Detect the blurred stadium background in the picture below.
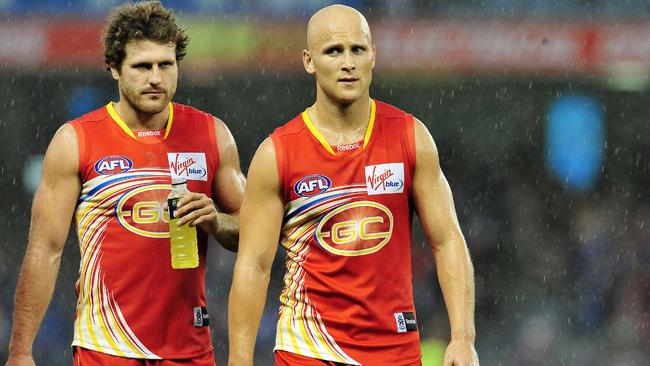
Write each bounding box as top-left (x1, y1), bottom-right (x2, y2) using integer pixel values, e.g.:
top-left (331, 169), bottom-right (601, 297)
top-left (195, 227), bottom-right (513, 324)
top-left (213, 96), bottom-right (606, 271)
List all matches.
top-left (0, 0), bottom-right (648, 365)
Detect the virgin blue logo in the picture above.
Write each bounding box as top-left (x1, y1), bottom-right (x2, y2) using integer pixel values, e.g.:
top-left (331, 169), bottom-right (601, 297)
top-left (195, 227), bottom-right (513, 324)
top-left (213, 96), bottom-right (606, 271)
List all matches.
top-left (294, 174), bottom-right (331, 197)
top-left (94, 155), bottom-right (133, 175)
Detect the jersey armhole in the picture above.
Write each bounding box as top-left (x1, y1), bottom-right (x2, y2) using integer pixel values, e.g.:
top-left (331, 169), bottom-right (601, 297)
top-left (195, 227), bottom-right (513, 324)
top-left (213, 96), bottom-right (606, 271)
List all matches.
top-left (270, 134), bottom-right (287, 204)
top-left (206, 114), bottom-right (221, 173)
top-left (69, 121), bottom-right (86, 182)
top-left (403, 114), bottom-right (416, 175)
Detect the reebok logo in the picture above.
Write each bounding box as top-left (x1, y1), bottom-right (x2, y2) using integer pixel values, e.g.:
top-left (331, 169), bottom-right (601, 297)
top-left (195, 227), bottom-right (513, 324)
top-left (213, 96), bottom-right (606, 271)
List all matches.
top-left (336, 141), bottom-right (361, 152)
top-left (137, 130), bottom-right (162, 137)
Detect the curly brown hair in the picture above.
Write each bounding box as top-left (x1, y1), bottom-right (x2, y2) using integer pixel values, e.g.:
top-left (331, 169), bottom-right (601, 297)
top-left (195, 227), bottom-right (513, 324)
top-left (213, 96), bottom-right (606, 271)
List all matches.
top-left (102, 0), bottom-right (189, 71)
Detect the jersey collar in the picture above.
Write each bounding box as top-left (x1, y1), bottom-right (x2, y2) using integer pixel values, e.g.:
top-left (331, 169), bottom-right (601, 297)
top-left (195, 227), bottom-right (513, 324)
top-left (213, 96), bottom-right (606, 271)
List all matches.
top-left (302, 99), bottom-right (376, 155)
top-left (106, 102), bottom-right (174, 140)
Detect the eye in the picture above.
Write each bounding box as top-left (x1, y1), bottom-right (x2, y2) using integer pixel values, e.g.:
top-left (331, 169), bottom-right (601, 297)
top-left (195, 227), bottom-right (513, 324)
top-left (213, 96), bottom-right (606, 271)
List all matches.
top-left (352, 46), bottom-right (365, 54)
top-left (325, 47), bottom-right (341, 56)
top-left (160, 61), bottom-right (174, 69)
top-left (133, 63), bottom-right (151, 70)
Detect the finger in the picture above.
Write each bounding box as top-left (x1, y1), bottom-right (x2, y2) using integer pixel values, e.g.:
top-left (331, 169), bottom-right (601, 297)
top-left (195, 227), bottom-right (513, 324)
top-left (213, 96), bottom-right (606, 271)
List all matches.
top-left (443, 354), bottom-right (454, 366)
top-left (179, 193), bottom-right (208, 206)
top-left (188, 210), bottom-right (217, 228)
top-left (178, 206), bottom-right (214, 226)
top-left (176, 198), bottom-right (213, 217)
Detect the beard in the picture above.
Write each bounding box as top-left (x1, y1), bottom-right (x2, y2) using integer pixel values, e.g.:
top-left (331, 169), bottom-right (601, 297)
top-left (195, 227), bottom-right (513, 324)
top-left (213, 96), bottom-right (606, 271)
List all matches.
top-left (120, 82), bottom-right (176, 115)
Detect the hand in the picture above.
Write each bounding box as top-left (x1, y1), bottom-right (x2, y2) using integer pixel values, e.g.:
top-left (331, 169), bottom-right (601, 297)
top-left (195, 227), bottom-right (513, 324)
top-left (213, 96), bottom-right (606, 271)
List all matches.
top-left (5, 354), bottom-right (36, 366)
top-left (174, 192), bottom-right (219, 236)
top-left (443, 339), bottom-right (479, 366)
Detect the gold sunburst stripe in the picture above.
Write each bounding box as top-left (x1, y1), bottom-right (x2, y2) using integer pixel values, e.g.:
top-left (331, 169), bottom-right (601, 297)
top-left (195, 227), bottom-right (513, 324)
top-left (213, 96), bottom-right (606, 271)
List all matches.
top-left (279, 221), bottom-right (352, 362)
top-left (75, 185), bottom-right (157, 357)
top-left (278, 193), bottom-right (364, 364)
top-left (278, 220), bottom-right (315, 353)
top-left (279, 228), bottom-right (313, 354)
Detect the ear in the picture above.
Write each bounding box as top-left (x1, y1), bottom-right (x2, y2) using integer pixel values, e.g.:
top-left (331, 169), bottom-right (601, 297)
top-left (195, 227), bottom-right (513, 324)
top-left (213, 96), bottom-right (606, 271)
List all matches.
top-left (303, 49), bottom-right (315, 75)
top-left (110, 65), bottom-right (120, 81)
top-left (371, 43), bottom-right (376, 69)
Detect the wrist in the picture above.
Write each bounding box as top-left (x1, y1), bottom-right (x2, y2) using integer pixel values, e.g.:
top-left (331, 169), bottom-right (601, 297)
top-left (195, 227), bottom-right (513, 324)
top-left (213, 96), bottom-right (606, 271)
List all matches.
top-left (8, 344), bottom-right (32, 358)
top-left (450, 331), bottom-right (476, 343)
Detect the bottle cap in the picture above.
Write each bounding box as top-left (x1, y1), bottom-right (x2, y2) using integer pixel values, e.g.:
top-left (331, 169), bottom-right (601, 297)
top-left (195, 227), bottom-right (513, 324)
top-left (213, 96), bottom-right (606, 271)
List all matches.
top-left (171, 177), bottom-right (187, 185)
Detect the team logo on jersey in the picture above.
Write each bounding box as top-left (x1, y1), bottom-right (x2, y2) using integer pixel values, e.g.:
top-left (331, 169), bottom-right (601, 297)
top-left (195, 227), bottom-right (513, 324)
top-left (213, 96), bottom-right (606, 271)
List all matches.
top-left (116, 184), bottom-right (171, 238)
top-left (94, 155), bottom-right (133, 175)
top-left (365, 163), bottom-right (404, 195)
top-left (168, 152), bottom-right (208, 181)
top-left (294, 174), bottom-right (331, 197)
top-left (315, 201), bottom-right (393, 256)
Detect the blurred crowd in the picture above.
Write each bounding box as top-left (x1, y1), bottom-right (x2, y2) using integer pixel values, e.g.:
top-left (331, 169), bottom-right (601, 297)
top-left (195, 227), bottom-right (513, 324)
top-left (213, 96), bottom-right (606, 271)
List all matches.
top-left (2, 0), bottom-right (650, 18)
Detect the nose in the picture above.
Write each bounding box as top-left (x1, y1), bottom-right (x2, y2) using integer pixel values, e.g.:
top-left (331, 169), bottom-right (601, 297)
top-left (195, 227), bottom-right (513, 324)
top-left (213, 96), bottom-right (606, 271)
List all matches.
top-left (148, 66), bottom-right (162, 85)
top-left (341, 51), bottom-right (356, 72)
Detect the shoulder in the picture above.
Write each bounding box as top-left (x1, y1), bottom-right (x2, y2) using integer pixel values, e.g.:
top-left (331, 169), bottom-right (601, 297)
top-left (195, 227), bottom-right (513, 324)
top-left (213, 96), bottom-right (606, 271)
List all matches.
top-left (68, 104), bottom-right (111, 126)
top-left (45, 123), bottom-right (79, 171)
top-left (271, 113), bottom-right (306, 139)
top-left (373, 99), bottom-right (411, 120)
top-left (172, 102), bottom-right (213, 121)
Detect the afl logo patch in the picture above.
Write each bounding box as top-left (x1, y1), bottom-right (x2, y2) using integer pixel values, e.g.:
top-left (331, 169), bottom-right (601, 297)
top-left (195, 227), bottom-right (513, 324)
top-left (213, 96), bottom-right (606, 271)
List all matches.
top-left (315, 201), bottom-right (393, 256)
top-left (94, 155), bottom-right (133, 175)
top-left (294, 174), bottom-right (331, 197)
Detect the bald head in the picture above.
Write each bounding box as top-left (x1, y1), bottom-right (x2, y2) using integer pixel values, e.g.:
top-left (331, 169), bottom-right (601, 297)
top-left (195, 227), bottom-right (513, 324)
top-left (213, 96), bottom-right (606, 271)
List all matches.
top-left (306, 4), bottom-right (372, 50)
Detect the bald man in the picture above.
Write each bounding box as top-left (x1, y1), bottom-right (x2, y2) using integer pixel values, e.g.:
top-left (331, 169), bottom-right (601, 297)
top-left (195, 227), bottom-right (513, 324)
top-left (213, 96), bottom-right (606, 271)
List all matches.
top-left (228, 5), bottom-right (478, 366)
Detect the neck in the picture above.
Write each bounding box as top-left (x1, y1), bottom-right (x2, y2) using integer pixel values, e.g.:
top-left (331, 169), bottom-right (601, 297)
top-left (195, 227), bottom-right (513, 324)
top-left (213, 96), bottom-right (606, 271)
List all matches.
top-left (113, 100), bottom-right (169, 131)
top-left (310, 91), bottom-right (371, 145)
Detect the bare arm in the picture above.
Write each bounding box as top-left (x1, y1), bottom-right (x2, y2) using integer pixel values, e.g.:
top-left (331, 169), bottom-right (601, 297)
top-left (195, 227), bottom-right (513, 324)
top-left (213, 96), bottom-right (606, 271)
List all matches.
top-left (411, 118), bottom-right (478, 366)
top-left (228, 138), bottom-right (284, 366)
top-left (6, 125), bottom-right (81, 366)
top-left (176, 117), bottom-right (245, 252)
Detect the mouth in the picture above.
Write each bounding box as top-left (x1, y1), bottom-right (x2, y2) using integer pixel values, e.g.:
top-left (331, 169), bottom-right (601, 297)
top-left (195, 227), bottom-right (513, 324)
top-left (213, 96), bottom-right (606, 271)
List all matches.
top-left (142, 90), bottom-right (165, 96)
top-left (338, 78), bottom-right (359, 86)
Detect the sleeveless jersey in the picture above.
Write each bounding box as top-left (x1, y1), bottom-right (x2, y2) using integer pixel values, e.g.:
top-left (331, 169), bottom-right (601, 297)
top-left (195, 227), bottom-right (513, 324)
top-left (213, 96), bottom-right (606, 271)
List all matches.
top-left (69, 102), bottom-right (219, 359)
top-left (271, 100), bottom-right (421, 365)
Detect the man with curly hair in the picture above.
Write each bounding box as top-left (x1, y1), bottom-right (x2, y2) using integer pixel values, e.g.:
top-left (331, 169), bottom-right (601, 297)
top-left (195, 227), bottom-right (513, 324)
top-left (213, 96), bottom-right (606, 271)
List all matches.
top-left (5, 2), bottom-right (245, 365)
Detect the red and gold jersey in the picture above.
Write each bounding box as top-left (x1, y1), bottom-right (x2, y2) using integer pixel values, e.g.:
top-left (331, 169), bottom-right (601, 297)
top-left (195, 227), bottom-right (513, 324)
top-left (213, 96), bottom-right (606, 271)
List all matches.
top-left (69, 103), bottom-right (219, 359)
top-left (270, 100), bottom-right (421, 365)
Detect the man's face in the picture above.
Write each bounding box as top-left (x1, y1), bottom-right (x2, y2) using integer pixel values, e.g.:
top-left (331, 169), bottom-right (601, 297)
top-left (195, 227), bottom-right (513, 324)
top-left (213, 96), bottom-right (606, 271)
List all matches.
top-left (111, 40), bottom-right (178, 115)
top-left (304, 21), bottom-right (376, 106)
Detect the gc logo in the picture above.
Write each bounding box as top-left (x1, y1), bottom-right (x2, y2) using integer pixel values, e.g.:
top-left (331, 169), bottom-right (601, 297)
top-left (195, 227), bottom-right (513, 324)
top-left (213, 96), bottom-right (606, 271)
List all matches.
top-left (315, 201), bottom-right (393, 256)
top-left (116, 184), bottom-right (171, 238)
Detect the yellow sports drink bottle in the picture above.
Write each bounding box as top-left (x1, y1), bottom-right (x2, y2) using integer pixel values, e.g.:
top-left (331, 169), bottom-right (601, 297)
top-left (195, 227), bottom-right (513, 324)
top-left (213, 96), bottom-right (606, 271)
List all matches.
top-left (167, 178), bottom-right (198, 269)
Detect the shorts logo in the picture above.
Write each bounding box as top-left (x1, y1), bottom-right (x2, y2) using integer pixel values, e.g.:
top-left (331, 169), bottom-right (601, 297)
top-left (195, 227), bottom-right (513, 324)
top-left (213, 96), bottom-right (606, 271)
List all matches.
top-left (94, 155), bottom-right (133, 175)
top-left (193, 306), bottom-right (209, 327)
top-left (365, 163), bottom-right (404, 195)
top-left (394, 312), bottom-right (417, 333)
top-left (315, 201), bottom-right (393, 256)
top-left (168, 152), bottom-right (208, 181)
top-left (294, 174), bottom-right (331, 197)
top-left (116, 184), bottom-right (170, 238)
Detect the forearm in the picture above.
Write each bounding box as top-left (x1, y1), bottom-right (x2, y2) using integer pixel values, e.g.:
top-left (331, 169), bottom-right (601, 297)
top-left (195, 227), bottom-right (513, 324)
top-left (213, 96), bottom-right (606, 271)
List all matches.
top-left (9, 242), bottom-right (63, 356)
top-left (212, 212), bottom-right (239, 252)
top-left (435, 235), bottom-right (476, 342)
top-left (228, 261), bottom-right (271, 366)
